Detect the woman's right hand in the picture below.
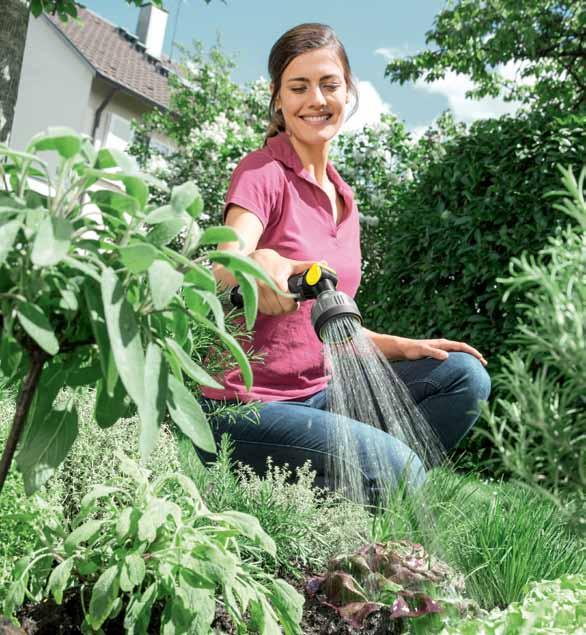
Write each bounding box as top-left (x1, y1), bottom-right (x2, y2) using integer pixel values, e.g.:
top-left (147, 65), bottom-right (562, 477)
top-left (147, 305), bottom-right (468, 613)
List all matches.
top-left (250, 249), bottom-right (318, 316)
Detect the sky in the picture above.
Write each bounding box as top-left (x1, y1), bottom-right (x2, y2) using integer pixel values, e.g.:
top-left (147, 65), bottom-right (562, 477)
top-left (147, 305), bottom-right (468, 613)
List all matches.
top-left (80, 0), bottom-right (519, 134)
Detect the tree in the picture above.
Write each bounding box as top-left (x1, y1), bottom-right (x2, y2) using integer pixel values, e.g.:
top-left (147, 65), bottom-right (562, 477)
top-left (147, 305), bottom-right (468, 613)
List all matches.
top-left (385, 0), bottom-right (585, 113)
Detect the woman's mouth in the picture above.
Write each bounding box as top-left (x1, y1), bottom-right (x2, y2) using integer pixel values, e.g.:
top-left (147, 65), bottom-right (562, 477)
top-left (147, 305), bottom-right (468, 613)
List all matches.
top-left (300, 114), bottom-right (332, 126)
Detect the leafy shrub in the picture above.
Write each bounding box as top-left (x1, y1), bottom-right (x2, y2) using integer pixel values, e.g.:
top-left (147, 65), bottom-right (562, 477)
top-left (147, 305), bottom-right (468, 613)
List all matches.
top-left (3, 453), bottom-right (303, 633)
top-left (441, 574), bottom-right (586, 635)
top-left (481, 165), bottom-right (585, 529)
top-left (0, 127), bottom-right (275, 497)
top-left (344, 110), bottom-right (585, 383)
top-left (178, 435), bottom-right (372, 576)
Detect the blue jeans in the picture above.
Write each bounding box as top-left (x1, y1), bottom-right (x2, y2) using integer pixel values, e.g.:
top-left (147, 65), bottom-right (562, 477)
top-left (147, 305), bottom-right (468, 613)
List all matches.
top-left (199, 352), bottom-right (491, 498)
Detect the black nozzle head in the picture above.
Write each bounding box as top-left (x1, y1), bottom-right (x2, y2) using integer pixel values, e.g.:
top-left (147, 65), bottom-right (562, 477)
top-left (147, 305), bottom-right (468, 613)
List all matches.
top-left (311, 290), bottom-right (363, 342)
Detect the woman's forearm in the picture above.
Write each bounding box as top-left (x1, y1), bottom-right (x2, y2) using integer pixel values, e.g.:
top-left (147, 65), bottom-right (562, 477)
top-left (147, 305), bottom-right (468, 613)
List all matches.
top-left (362, 327), bottom-right (406, 361)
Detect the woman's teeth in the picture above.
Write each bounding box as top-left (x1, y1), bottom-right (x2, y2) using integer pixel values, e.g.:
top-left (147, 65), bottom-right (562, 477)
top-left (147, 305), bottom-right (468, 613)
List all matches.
top-left (302, 115), bottom-right (331, 121)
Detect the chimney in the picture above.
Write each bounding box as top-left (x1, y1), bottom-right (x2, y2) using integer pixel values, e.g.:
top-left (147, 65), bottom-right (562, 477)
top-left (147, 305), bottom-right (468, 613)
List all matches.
top-left (136, 3), bottom-right (168, 58)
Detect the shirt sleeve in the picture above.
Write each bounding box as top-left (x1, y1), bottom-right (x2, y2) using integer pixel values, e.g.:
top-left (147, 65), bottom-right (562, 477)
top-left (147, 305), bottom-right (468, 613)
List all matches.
top-left (224, 151), bottom-right (283, 229)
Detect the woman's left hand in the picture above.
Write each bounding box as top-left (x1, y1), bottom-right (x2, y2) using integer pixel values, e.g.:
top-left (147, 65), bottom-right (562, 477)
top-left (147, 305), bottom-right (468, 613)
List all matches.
top-left (395, 336), bottom-right (488, 366)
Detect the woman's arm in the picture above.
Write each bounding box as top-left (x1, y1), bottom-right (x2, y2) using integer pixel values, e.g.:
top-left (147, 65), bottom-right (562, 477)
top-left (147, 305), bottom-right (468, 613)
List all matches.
top-left (363, 327), bottom-right (487, 366)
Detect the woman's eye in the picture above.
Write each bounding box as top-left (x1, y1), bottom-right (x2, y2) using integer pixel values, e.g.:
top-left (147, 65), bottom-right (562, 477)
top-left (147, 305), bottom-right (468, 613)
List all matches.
top-left (291, 87), bottom-right (305, 93)
top-left (324, 84), bottom-right (340, 91)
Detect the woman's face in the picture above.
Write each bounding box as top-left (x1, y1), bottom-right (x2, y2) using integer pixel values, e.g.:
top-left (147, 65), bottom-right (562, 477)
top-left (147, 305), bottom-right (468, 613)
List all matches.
top-left (274, 47), bottom-right (349, 147)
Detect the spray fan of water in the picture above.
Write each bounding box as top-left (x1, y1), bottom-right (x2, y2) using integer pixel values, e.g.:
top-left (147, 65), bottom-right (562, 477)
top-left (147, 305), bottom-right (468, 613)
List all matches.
top-left (320, 315), bottom-right (448, 507)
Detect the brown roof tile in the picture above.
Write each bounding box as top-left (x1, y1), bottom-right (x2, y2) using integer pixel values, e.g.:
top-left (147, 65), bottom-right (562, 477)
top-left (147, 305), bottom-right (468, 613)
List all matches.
top-left (45, 5), bottom-right (177, 109)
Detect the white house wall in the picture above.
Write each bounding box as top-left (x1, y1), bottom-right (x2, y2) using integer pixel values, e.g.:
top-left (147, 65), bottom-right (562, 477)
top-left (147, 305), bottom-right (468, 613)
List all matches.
top-left (11, 14), bottom-right (94, 173)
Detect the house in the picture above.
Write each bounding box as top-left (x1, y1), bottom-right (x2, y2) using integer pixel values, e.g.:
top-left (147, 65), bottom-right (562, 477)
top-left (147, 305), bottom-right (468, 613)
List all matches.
top-left (11, 2), bottom-right (177, 177)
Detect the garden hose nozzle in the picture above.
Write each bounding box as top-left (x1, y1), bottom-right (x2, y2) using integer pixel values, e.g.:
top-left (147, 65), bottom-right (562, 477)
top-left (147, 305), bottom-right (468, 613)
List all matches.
top-left (231, 262), bottom-right (362, 342)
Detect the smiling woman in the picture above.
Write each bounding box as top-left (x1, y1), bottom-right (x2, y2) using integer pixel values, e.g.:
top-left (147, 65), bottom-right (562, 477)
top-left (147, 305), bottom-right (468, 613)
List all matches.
top-left (200, 22), bottom-right (491, 501)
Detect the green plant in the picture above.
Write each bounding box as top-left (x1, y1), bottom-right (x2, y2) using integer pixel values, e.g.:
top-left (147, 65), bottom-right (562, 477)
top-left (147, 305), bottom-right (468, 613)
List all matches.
top-left (384, 0), bottom-right (585, 113)
top-left (441, 574), bottom-right (586, 634)
top-left (178, 434), bottom-right (371, 576)
top-left (371, 469), bottom-right (585, 611)
top-left (3, 452), bottom-right (304, 633)
top-left (481, 165), bottom-right (586, 529)
top-left (0, 127), bottom-right (277, 497)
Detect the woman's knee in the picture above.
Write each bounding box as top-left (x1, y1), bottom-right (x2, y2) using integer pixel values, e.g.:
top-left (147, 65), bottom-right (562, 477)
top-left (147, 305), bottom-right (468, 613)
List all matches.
top-left (445, 351), bottom-right (491, 402)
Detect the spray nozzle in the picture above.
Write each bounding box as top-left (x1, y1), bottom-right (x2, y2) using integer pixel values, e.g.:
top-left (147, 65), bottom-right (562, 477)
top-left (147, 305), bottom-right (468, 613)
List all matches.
top-left (231, 262), bottom-right (362, 342)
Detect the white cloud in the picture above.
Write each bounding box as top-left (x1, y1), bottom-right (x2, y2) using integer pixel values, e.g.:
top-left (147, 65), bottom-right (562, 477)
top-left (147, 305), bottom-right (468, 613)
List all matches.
top-left (342, 81), bottom-right (391, 133)
top-left (374, 47), bottom-right (410, 62)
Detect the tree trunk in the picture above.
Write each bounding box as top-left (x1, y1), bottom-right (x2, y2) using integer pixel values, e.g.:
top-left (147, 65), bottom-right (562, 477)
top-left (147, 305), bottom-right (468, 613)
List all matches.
top-left (0, 0), bottom-right (32, 145)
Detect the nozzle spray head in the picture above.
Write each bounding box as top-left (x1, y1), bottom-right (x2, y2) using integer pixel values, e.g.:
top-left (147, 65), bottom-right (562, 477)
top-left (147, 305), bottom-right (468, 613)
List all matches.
top-left (300, 264), bottom-right (363, 342)
top-left (231, 262), bottom-right (362, 342)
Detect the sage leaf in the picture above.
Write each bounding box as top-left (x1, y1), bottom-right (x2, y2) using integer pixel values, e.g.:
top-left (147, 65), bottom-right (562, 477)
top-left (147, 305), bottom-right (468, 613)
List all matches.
top-left (165, 338), bottom-right (222, 390)
top-left (0, 219), bottom-right (20, 265)
top-left (140, 342), bottom-right (168, 459)
top-left (148, 260), bottom-right (183, 310)
top-left (64, 519), bottom-right (104, 555)
top-left (47, 558), bottom-right (74, 604)
top-left (119, 243), bottom-right (158, 274)
top-left (209, 511), bottom-right (276, 557)
top-left (234, 271), bottom-right (258, 330)
top-left (101, 268), bottom-right (145, 405)
top-left (16, 302), bottom-right (59, 355)
top-left (88, 565), bottom-right (120, 629)
top-left (31, 216), bottom-right (73, 266)
top-left (166, 375), bottom-right (216, 453)
top-left (197, 225), bottom-right (242, 247)
top-left (30, 126), bottom-right (81, 159)
top-left (16, 403), bottom-right (78, 495)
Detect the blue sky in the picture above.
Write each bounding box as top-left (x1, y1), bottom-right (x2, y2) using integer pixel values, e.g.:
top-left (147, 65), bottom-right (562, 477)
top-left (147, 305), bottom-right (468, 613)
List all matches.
top-left (80, 0), bottom-right (518, 134)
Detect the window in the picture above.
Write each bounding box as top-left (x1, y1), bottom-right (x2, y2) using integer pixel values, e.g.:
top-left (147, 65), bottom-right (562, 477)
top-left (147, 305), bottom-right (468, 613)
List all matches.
top-left (150, 137), bottom-right (173, 156)
top-left (104, 112), bottom-right (134, 151)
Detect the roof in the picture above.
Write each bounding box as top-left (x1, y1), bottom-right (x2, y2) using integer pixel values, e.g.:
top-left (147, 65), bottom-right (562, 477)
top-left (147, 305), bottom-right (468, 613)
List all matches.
top-left (44, 5), bottom-right (178, 109)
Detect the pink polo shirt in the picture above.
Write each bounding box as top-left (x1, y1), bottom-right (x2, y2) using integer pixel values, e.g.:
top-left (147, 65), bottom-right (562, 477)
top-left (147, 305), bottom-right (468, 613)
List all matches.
top-left (202, 132), bottom-right (362, 402)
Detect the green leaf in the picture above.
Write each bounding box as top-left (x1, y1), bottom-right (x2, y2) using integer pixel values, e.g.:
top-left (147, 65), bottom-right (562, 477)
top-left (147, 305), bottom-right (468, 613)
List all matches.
top-left (30, 127), bottom-right (82, 159)
top-left (210, 511), bottom-right (276, 557)
top-left (184, 288), bottom-right (224, 331)
top-left (166, 375), bottom-right (216, 453)
top-left (64, 519), bottom-right (104, 555)
top-left (119, 554), bottom-right (146, 593)
top-left (119, 243), bottom-right (158, 274)
top-left (46, 558), bottom-right (74, 605)
top-left (88, 565), bottom-right (120, 629)
top-left (138, 499), bottom-right (182, 542)
top-left (140, 342), bottom-right (168, 459)
top-left (0, 219), bottom-right (21, 265)
top-left (165, 338), bottom-right (222, 389)
top-left (184, 265), bottom-right (216, 293)
top-left (206, 250), bottom-right (279, 291)
top-left (145, 204), bottom-right (182, 224)
top-left (90, 190), bottom-right (139, 216)
top-left (63, 256), bottom-right (100, 283)
top-left (96, 147), bottom-right (138, 172)
top-left (16, 403), bottom-right (79, 495)
top-left (116, 507), bottom-right (139, 542)
top-left (95, 380), bottom-right (133, 430)
top-left (148, 260), bottom-right (183, 310)
top-left (146, 217), bottom-right (184, 246)
top-left (235, 271), bottom-right (259, 330)
top-left (190, 311), bottom-right (253, 390)
top-left (270, 579), bottom-right (304, 635)
top-left (197, 226), bottom-right (242, 247)
top-left (171, 181), bottom-right (202, 217)
top-left (124, 176), bottom-right (149, 209)
top-left (0, 335), bottom-right (23, 383)
top-left (31, 216), bottom-right (73, 267)
top-left (124, 582), bottom-right (158, 634)
top-left (101, 268), bottom-right (145, 405)
top-left (16, 303), bottom-right (59, 355)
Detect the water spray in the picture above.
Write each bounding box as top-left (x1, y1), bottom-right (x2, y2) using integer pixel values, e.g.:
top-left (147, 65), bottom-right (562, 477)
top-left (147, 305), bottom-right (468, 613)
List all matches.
top-left (231, 263), bottom-right (362, 342)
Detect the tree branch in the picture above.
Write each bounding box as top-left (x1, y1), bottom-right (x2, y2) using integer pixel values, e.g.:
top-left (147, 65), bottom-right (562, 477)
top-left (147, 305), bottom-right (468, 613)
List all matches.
top-left (0, 347), bottom-right (47, 495)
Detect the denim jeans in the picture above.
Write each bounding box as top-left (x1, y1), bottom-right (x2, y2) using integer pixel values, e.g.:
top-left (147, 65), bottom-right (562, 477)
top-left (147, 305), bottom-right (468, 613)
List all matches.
top-left (198, 352), bottom-right (491, 497)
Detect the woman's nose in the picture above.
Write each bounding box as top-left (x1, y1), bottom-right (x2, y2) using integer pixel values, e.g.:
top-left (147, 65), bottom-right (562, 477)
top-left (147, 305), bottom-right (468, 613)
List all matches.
top-left (307, 86), bottom-right (328, 107)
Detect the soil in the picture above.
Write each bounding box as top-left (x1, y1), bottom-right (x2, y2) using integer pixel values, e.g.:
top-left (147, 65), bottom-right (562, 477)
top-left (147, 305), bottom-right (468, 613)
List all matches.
top-left (1, 572), bottom-right (405, 635)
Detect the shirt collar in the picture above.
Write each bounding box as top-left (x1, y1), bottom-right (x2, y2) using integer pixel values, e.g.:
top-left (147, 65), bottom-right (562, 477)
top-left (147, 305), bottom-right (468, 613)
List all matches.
top-left (265, 132), bottom-right (354, 201)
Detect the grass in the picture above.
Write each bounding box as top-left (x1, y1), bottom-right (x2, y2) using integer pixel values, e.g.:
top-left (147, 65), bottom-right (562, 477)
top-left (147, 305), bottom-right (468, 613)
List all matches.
top-left (371, 468), bottom-right (586, 610)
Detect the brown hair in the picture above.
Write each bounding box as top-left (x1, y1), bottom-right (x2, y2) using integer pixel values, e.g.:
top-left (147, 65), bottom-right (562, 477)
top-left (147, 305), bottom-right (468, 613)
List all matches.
top-left (264, 23), bottom-right (359, 145)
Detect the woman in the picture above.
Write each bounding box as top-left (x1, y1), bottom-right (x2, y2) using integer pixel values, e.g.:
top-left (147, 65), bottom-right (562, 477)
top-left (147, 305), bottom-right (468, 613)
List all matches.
top-left (200, 23), bottom-right (491, 496)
